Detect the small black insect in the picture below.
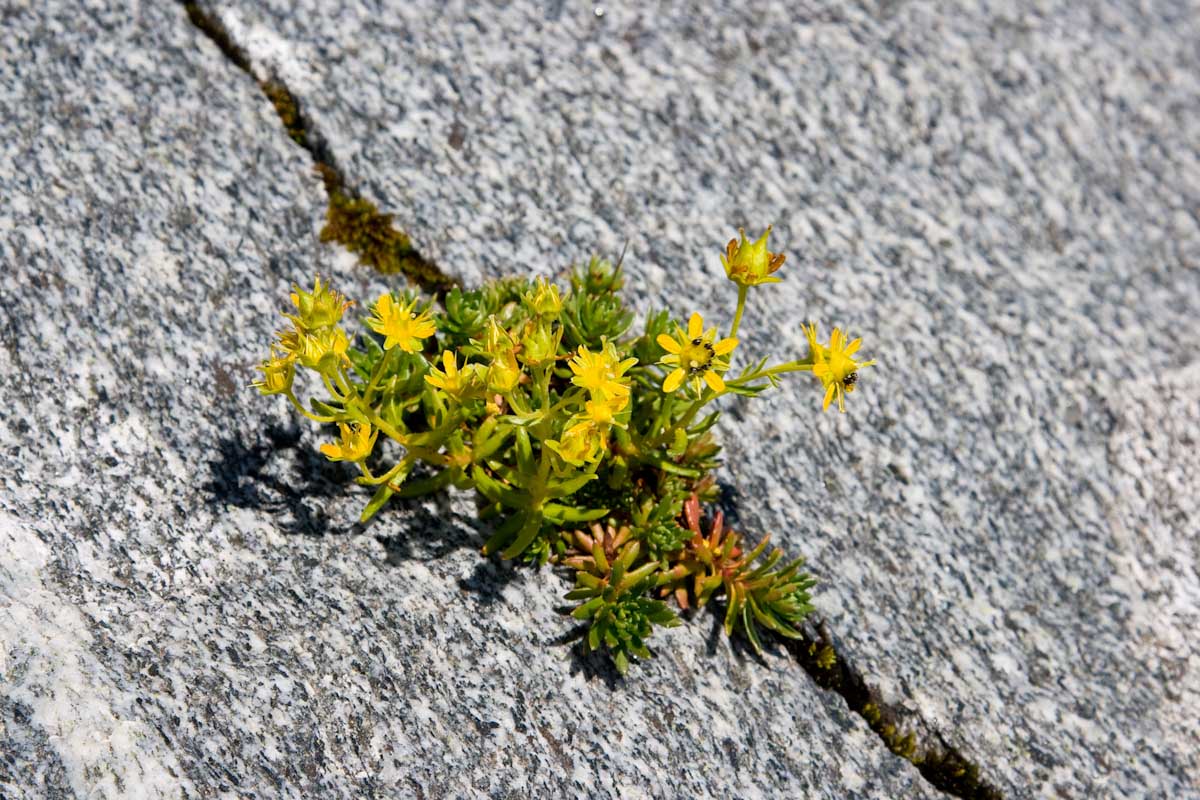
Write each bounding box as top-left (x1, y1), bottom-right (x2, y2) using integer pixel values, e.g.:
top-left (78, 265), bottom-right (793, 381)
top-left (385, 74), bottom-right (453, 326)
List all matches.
top-left (843, 372), bottom-right (858, 388)
top-left (691, 337), bottom-right (702, 346)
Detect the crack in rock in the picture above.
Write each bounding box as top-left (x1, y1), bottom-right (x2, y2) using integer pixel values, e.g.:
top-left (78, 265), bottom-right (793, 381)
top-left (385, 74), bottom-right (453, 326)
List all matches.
top-left (180, 1), bottom-right (455, 295)
top-left (787, 620), bottom-right (1005, 799)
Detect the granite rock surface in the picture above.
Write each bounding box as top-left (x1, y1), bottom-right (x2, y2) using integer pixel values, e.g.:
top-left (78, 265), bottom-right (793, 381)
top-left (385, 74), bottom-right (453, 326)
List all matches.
top-left (193, 0), bottom-right (1200, 797)
top-left (0, 1), bottom-right (937, 798)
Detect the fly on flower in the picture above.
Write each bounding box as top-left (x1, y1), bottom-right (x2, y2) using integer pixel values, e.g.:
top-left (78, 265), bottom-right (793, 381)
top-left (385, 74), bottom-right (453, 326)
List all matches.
top-left (657, 312), bottom-right (738, 396)
top-left (802, 323), bottom-right (876, 413)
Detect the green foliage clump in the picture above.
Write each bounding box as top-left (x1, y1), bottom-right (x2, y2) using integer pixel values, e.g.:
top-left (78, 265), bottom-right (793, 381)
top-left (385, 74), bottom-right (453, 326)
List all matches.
top-left (255, 230), bottom-right (877, 672)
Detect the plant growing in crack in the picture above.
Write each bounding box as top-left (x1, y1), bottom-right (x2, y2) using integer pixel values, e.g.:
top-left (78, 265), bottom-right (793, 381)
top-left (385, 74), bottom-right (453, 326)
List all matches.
top-left (254, 228), bottom-right (876, 672)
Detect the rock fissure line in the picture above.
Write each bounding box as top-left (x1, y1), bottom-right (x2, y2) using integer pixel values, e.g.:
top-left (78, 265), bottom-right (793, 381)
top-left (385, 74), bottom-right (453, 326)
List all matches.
top-left (787, 621), bottom-right (1004, 799)
top-left (178, 5), bottom-right (1006, 798)
top-left (180, 1), bottom-right (457, 295)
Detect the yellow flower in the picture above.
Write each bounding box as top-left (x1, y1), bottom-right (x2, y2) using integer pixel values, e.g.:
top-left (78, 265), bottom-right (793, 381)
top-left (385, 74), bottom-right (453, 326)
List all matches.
top-left (251, 349), bottom-right (294, 395)
top-left (524, 277), bottom-right (563, 316)
top-left (546, 422), bottom-right (606, 467)
top-left (319, 422), bottom-right (378, 462)
top-left (568, 341), bottom-right (638, 399)
top-left (425, 350), bottom-right (475, 397)
top-left (481, 317), bottom-right (515, 355)
top-left (657, 312), bottom-right (738, 395)
top-left (288, 274), bottom-right (352, 331)
top-left (367, 294), bottom-right (436, 352)
top-left (581, 394), bottom-right (627, 427)
top-left (487, 350), bottom-right (522, 394)
top-left (519, 321), bottom-right (558, 367)
top-left (721, 226), bottom-right (786, 287)
top-left (803, 323), bottom-right (876, 413)
top-left (282, 325), bottom-right (350, 372)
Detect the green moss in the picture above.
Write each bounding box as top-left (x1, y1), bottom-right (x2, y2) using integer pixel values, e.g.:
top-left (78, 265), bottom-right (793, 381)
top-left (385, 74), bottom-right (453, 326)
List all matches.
top-left (815, 643), bottom-right (837, 670)
top-left (262, 80), bottom-right (306, 146)
top-left (320, 191), bottom-right (456, 293)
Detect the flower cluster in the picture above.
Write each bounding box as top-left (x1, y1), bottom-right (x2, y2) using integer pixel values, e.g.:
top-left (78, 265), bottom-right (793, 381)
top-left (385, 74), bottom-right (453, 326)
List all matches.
top-left (255, 228), bottom-right (875, 672)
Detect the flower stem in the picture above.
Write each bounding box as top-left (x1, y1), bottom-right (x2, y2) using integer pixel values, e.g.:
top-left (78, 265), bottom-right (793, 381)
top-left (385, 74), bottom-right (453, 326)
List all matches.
top-left (286, 392), bottom-right (338, 423)
top-left (729, 285), bottom-right (749, 338)
top-left (363, 408), bottom-right (408, 446)
top-left (650, 391), bottom-right (720, 449)
top-left (356, 459), bottom-right (407, 486)
top-left (726, 358), bottom-right (816, 388)
top-left (363, 347), bottom-right (397, 403)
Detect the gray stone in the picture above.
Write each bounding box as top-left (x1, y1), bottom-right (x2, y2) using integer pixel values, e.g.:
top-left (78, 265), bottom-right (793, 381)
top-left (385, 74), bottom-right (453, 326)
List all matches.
top-left (0, 2), bottom-right (934, 798)
top-left (194, 0), bottom-right (1200, 796)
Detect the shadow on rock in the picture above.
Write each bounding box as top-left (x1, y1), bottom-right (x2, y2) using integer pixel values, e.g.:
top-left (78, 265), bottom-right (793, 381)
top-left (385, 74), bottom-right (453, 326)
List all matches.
top-left (201, 423), bottom-right (357, 537)
top-left (457, 552), bottom-right (526, 606)
top-left (545, 619), bottom-right (622, 690)
top-left (702, 604), bottom-right (771, 666)
top-left (563, 635), bottom-right (622, 690)
top-left (373, 489), bottom-right (483, 563)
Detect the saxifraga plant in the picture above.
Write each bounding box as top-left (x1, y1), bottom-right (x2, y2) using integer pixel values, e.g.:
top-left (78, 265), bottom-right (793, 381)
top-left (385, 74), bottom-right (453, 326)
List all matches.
top-left (254, 227), bottom-right (876, 672)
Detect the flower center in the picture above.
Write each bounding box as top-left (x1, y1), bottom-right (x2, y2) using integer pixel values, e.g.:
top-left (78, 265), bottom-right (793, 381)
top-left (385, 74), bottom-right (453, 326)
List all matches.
top-left (682, 337), bottom-right (715, 374)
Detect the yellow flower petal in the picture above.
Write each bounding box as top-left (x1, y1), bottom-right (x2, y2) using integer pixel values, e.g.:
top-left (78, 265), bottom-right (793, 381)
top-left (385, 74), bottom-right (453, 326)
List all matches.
top-left (656, 334), bottom-right (681, 353)
top-left (823, 384), bottom-right (836, 411)
top-left (663, 368), bottom-right (686, 393)
top-left (703, 370), bottom-right (726, 392)
top-left (713, 337), bottom-right (738, 356)
top-left (687, 312), bottom-right (703, 339)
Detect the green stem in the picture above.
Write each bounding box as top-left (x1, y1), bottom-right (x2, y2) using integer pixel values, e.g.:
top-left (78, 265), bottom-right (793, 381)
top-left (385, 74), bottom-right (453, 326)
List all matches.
top-left (363, 408), bottom-right (408, 446)
top-left (286, 392), bottom-right (339, 424)
top-left (321, 372), bottom-right (345, 402)
top-left (729, 285), bottom-right (749, 338)
top-left (650, 391), bottom-right (720, 450)
top-left (362, 347), bottom-right (398, 403)
top-left (507, 390), bottom-right (531, 416)
top-left (356, 460), bottom-right (407, 486)
top-left (393, 468), bottom-right (456, 498)
top-left (726, 358), bottom-right (816, 387)
top-left (536, 363), bottom-right (551, 409)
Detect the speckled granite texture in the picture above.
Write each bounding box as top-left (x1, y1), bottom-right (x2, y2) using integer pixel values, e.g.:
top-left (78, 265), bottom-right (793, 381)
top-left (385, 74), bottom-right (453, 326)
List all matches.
top-left (0, 2), bottom-right (937, 798)
top-left (192, 0), bottom-right (1200, 797)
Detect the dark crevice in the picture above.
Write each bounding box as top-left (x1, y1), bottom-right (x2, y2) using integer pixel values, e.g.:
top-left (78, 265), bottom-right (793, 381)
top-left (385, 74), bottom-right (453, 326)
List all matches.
top-left (180, 1), bottom-right (457, 297)
top-left (786, 620), bottom-right (1004, 799)
top-left (181, 3), bottom-right (1004, 797)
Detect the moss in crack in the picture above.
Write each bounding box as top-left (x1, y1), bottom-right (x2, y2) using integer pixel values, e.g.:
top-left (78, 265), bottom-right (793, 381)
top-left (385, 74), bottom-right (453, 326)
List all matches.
top-left (786, 623), bottom-right (1004, 800)
top-left (179, 1), bottom-right (457, 295)
top-left (262, 80), bottom-right (306, 147)
top-left (320, 191), bottom-right (456, 294)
